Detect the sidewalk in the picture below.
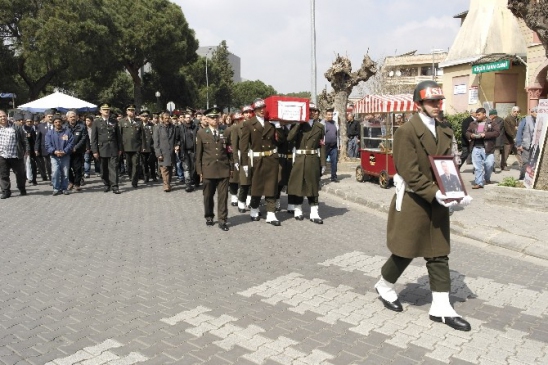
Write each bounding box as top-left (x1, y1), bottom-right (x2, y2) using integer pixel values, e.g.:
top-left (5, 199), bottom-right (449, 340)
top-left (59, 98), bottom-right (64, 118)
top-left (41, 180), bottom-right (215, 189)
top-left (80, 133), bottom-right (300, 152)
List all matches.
top-left (321, 155), bottom-right (548, 261)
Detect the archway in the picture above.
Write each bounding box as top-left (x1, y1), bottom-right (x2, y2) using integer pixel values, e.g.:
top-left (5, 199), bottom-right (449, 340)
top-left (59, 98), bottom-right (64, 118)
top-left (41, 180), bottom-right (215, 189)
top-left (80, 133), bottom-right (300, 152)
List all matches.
top-left (526, 59), bottom-right (548, 112)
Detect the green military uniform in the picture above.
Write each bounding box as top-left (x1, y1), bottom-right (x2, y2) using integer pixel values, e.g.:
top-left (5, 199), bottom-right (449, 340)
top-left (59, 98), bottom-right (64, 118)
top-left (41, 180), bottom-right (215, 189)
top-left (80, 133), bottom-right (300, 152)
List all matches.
top-left (196, 107), bottom-right (233, 231)
top-left (275, 123), bottom-right (296, 210)
top-left (239, 116), bottom-right (285, 211)
top-left (224, 124), bottom-right (239, 186)
top-left (376, 81), bottom-right (471, 333)
top-left (119, 114), bottom-right (145, 187)
top-left (91, 105), bottom-right (122, 192)
top-left (287, 120), bottom-right (326, 198)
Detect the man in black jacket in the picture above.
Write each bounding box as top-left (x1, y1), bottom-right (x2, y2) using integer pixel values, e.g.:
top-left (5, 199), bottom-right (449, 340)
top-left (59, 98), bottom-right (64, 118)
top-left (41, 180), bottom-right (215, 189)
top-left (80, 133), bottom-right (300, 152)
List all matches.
top-left (23, 112), bottom-right (37, 186)
top-left (34, 108), bottom-right (56, 181)
top-left (67, 110), bottom-right (88, 191)
top-left (179, 111), bottom-right (198, 192)
top-left (459, 110), bottom-right (475, 169)
top-left (346, 113), bottom-right (361, 158)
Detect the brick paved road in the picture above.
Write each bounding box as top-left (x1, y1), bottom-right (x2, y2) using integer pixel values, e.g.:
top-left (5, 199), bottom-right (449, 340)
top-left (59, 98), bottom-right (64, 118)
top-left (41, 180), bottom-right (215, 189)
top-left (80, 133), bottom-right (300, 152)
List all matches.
top-left (1, 176), bottom-right (547, 364)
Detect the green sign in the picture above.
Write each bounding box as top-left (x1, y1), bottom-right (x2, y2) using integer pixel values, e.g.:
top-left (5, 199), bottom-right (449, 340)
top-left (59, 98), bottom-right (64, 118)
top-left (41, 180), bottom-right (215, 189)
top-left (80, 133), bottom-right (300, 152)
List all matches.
top-left (472, 59), bottom-right (511, 74)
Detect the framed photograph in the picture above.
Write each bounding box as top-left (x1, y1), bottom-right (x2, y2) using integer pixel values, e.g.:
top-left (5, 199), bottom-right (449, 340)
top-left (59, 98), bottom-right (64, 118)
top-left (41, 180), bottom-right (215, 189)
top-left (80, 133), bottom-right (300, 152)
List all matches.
top-left (429, 156), bottom-right (467, 201)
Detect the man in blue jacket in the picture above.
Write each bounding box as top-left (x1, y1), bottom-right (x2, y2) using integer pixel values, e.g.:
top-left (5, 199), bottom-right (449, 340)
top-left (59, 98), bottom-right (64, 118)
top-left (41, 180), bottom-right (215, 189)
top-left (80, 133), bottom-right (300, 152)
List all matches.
top-left (45, 116), bottom-right (74, 195)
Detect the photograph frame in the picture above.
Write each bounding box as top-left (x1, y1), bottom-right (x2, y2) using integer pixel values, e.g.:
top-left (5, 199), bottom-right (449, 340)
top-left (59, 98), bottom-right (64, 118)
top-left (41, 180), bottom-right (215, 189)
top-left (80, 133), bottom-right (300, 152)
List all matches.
top-left (429, 155), bottom-right (467, 202)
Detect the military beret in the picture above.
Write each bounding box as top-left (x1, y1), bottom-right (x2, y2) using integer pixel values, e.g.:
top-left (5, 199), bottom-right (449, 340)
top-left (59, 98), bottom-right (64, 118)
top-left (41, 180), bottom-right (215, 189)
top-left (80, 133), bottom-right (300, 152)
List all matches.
top-left (253, 98), bottom-right (266, 109)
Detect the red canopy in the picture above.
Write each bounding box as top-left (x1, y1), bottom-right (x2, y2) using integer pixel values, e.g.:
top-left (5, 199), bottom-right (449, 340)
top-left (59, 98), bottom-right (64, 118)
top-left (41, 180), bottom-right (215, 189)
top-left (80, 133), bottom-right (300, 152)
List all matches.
top-left (354, 94), bottom-right (417, 114)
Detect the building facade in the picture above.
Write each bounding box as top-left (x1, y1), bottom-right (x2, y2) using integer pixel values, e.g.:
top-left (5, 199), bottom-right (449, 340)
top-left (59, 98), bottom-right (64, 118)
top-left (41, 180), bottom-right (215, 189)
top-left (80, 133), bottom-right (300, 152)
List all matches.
top-left (439, 0), bottom-right (548, 116)
top-left (197, 46), bottom-right (241, 83)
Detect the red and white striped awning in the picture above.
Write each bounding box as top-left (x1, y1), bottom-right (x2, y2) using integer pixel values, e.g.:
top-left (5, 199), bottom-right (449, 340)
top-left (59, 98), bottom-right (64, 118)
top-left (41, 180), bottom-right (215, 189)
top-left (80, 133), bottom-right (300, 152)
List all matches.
top-left (354, 94), bottom-right (417, 114)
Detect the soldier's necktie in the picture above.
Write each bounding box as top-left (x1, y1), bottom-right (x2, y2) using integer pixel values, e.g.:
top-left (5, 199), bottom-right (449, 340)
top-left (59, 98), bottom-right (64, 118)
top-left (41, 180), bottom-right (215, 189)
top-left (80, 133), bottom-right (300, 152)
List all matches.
top-left (213, 130), bottom-right (217, 142)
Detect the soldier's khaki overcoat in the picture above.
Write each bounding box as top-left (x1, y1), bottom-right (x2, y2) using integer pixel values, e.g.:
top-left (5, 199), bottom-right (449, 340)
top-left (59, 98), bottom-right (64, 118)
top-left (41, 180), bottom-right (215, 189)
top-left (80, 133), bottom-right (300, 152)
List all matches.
top-left (239, 117), bottom-right (285, 197)
top-left (387, 114), bottom-right (453, 258)
top-left (287, 121), bottom-right (326, 197)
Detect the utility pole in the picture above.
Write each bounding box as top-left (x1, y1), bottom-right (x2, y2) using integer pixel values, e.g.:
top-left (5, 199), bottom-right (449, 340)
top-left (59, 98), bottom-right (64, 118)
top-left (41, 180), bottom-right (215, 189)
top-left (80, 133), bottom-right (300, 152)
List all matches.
top-left (311, 0), bottom-right (317, 104)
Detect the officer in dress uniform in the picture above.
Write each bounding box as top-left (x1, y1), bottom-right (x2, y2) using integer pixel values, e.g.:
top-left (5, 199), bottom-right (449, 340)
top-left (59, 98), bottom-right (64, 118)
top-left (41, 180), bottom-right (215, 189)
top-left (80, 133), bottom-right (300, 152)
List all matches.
top-left (240, 98), bottom-right (286, 226)
top-left (139, 109), bottom-right (156, 183)
top-left (224, 112), bottom-right (243, 206)
top-left (91, 103), bottom-right (123, 194)
top-left (287, 102), bottom-right (326, 223)
top-left (196, 107), bottom-right (233, 231)
top-left (119, 104), bottom-right (145, 188)
top-left (236, 105), bottom-right (254, 212)
top-left (374, 81), bottom-right (473, 331)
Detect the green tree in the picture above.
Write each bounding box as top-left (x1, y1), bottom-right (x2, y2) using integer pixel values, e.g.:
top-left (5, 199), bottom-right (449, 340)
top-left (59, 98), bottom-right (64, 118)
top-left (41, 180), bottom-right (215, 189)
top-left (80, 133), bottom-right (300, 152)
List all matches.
top-left (281, 91), bottom-right (312, 99)
top-left (209, 40), bottom-right (234, 109)
top-left (231, 80), bottom-right (277, 108)
top-left (104, 0), bottom-right (198, 108)
top-left (0, 0), bottom-right (116, 101)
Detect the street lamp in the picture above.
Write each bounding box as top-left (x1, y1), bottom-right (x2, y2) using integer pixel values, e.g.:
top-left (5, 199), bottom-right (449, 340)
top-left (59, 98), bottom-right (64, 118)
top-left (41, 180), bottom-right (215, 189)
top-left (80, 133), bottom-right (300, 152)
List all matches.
top-left (155, 91), bottom-right (161, 112)
top-left (205, 47), bottom-right (212, 109)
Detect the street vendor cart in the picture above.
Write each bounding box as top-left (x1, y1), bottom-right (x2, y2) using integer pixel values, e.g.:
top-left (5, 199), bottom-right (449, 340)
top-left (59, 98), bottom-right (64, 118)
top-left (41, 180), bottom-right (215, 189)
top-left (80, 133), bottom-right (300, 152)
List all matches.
top-left (353, 94), bottom-right (417, 188)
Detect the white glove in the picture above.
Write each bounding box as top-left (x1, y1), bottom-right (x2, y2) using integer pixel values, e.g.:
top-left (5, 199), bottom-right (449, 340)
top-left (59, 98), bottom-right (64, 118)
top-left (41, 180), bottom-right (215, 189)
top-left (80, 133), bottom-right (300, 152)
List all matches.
top-left (234, 163), bottom-right (239, 171)
top-left (321, 166), bottom-right (326, 175)
top-left (435, 190), bottom-right (457, 208)
top-left (459, 195), bottom-right (473, 206)
top-left (272, 121), bottom-right (281, 128)
top-left (243, 166), bottom-right (249, 177)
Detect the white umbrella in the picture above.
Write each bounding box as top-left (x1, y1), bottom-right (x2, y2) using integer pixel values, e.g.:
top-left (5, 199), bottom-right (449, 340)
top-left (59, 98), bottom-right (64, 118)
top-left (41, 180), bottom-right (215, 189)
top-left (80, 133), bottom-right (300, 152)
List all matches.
top-left (18, 91), bottom-right (97, 113)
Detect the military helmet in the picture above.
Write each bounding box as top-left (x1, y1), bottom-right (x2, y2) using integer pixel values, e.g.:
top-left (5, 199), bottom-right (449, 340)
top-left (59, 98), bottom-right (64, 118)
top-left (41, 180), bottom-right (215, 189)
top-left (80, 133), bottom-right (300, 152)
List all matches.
top-left (413, 80), bottom-right (445, 102)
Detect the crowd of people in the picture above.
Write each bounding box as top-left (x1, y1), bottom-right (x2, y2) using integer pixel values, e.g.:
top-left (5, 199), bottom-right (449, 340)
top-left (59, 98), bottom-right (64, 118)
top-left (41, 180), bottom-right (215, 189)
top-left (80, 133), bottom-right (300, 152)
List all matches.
top-left (0, 99), bottom-right (344, 231)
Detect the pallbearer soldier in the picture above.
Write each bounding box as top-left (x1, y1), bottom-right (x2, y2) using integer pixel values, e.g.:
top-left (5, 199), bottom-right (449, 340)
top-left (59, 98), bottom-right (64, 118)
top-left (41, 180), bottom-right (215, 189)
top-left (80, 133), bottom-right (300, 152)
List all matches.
top-left (224, 112), bottom-right (243, 206)
top-left (196, 107), bottom-right (233, 231)
top-left (91, 103), bottom-right (122, 194)
top-left (374, 81), bottom-right (473, 331)
top-left (119, 104), bottom-right (145, 188)
top-left (139, 109), bottom-right (156, 183)
top-left (240, 98), bottom-right (286, 226)
top-left (236, 105), bottom-right (254, 212)
top-left (275, 118), bottom-right (296, 212)
top-left (287, 102), bottom-right (326, 223)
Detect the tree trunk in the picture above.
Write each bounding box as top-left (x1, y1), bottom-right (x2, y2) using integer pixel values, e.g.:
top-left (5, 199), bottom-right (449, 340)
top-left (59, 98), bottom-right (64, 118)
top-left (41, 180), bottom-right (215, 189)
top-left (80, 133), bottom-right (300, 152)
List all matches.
top-left (333, 91), bottom-right (348, 160)
top-left (127, 64), bottom-right (143, 109)
top-left (324, 54), bottom-right (377, 160)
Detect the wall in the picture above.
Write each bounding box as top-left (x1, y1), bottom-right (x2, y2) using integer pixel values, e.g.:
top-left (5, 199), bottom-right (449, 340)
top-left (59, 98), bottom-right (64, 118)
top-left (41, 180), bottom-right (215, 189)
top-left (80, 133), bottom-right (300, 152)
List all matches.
top-left (442, 63), bottom-right (527, 115)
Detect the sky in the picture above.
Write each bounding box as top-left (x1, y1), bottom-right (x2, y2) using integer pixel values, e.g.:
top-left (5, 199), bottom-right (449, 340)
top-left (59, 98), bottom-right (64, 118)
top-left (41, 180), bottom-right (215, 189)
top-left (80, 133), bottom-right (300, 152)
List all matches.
top-left (174, 0), bottom-right (470, 95)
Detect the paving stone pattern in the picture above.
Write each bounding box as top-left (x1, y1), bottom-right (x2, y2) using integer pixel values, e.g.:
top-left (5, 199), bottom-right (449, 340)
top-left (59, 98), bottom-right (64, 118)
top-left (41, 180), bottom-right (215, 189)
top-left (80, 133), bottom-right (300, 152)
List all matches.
top-left (1, 175), bottom-right (547, 364)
